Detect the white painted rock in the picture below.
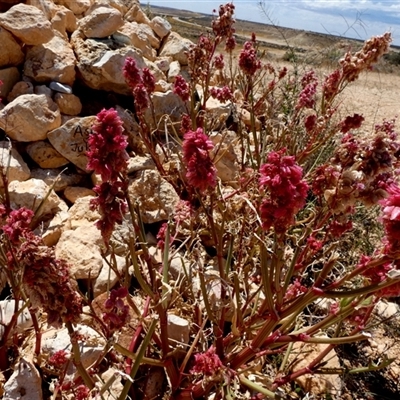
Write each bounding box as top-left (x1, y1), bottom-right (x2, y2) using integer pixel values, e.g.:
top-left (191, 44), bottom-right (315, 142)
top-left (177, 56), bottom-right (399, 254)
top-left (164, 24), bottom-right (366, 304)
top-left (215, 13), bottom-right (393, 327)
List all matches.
top-left (167, 314), bottom-right (190, 345)
top-left (0, 300), bottom-right (33, 340)
top-left (150, 16), bottom-right (171, 39)
top-left (128, 169), bottom-right (179, 224)
top-left (0, 4), bottom-right (53, 45)
top-left (24, 35), bottom-right (76, 86)
top-left (79, 6), bottom-right (123, 38)
top-left (113, 21), bottom-right (157, 61)
top-left (47, 116), bottom-right (96, 171)
top-left (55, 224), bottom-right (104, 279)
top-left (26, 141), bottom-right (70, 169)
top-left (54, 92), bottom-right (82, 116)
top-left (159, 32), bottom-right (193, 66)
top-left (41, 325), bottom-right (106, 374)
top-left (3, 357), bottom-right (43, 400)
top-left (93, 254), bottom-right (126, 298)
top-left (0, 94), bottom-right (61, 142)
top-left (0, 142), bottom-right (30, 186)
top-left (0, 67), bottom-right (20, 99)
top-left (0, 26), bottom-right (24, 67)
top-left (6, 81), bottom-right (34, 102)
top-left (8, 178), bottom-right (63, 218)
top-left (64, 186), bottom-right (96, 203)
top-left (30, 167), bottom-right (82, 192)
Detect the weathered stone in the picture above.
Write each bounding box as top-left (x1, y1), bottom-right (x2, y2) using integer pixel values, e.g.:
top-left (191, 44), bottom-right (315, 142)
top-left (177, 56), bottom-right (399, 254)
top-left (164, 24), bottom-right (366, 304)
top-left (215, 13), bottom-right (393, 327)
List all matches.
top-left (127, 155), bottom-right (156, 173)
top-left (51, 6), bottom-right (77, 38)
top-left (6, 81), bottom-right (34, 102)
top-left (93, 254), bottom-right (126, 298)
top-left (66, 196), bottom-right (100, 230)
top-left (0, 94), bottom-right (61, 142)
top-left (3, 358), bottom-right (43, 400)
top-left (30, 167), bottom-right (82, 192)
top-left (113, 21), bottom-right (158, 60)
top-left (128, 169), bottom-right (179, 224)
top-left (154, 56), bottom-right (172, 73)
top-left (167, 60), bottom-right (181, 83)
top-left (125, 2), bottom-right (151, 25)
top-left (168, 314), bottom-right (190, 345)
top-left (144, 59), bottom-right (166, 82)
top-left (71, 29), bottom-right (147, 94)
top-left (79, 6), bottom-right (123, 38)
top-left (55, 224), bottom-right (104, 279)
top-left (8, 178), bottom-right (63, 218)
top-left (239, 106), bottom-right (261, 130)
top-left (0, 67), bottom-right (20, 102)
top-left (150, 16), bottom-right (171, 39)
top-left (0, 300), bottom-right (33, 340)
top-left (154, 79), bottom-right (171, 93)
top-left (47, 116), bottom-right (96, 171)
top-left (34, 85), bottom-right (53, 98)
top-left (40, 208), bottom-right (70, 246)
top-left (0, 4), bottom-right (53, 45)
top-left (49, 81), bottom-right (72, 94)
top-left (144, 90), bottom-right (188, 128)
top-left (0, 26), bottom-right (24, 67)
top-left (26, 141), bottom-right (70, 169)
top-left (159, 32), bottom-right (193, 66)
top-left (54, 92), bottom-right (82, 115)
top-left (41, 325), bottom-right (106, 375)
top-left (64, 186), bottom-right (96, 203)
top-left (55, 0), bottom-right (91, 15)
top-left (24, 36), bottom-right (76, 86)
top-left (0, 142), bottom-right (30, 186)
top-left (115, 106), bottom-right (145, 154)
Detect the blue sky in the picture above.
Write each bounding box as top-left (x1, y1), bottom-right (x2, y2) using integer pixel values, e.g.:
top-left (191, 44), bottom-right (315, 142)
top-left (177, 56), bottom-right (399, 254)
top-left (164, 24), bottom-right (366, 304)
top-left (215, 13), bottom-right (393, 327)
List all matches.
top-left (145, 0), bottom-right (400, 46)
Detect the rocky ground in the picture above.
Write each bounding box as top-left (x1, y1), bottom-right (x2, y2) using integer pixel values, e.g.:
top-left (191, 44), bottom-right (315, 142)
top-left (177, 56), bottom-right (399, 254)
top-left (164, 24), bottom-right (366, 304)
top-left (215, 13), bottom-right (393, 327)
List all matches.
top-left (0, 0), bottom-right (400, 399)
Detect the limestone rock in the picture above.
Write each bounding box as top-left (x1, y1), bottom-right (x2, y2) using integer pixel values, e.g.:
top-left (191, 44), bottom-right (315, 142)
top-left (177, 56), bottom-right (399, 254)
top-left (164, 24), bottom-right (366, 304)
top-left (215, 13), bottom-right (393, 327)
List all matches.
top-left (34, 85), bottom-right (53, 98)
top-left (24, 36), bottom-right (76, 86)
top-left (144, 59), bottom-right (166, 83)
top-left (40, 208), bottom-right (70, 246)
top-left (150, 16), bottom-right (171, 39)
top-left (6, 81), bottom-right (34, 103)
top-left (168, 314), bottom-right (190, 345)
top-left (154, 56), bottom-right (172, 73)
top-left (154, 79), bottom-right (171, 93)
top-left (71, 30), bottom-right (147, 94)
top-left (0, 300), bottom-right (33, 340)
top-left (113, 21), bottom-right (158, 60)
top-left (54, 92), bottom-right (82, 115)
top-left (115, 106), bottom-right (145, 153)
top-left (0, 67), bottom-right (20, 99)
top-left (41, 325), bottom-right (106, 375)
top-left (159, 32), bottom-right (193, 66)
top-left (0, 94), bottom-right (61, 142)
top-left (128, 169), bottom-right (179, 224)
top-left (8, 178), bottom-right (63, 218)
top-left (64, 186), bottom-right (96, 203)
top-left (93, 254), bottom-right (126, 298)
top-left (55, 224), bottom-right (104, 279)
top-left (26, 141), bottom-right (70, 169)
top-left (0, 4), bottom-right (53, 45)
top-left (239, 106), bottom-right (262, 130)
top-left (79, 6), bottom-right (123, 38)
top-left (66, 195), bottom-right (100, 230)
top-left (51, 6), bottom-right (77, 38)
top-left (47, 116), bottom-right (96, 171)
top-left (144, 90), bottom-right (188, 128)
top-left (55, 0), bottom-right (91, 15)
top-left (167, 60), bottom-right (181, 83)
top-left (125, 2), bottom-right (151, 25)
top-left (3, 357), bottom-right (43, 400)
top-left (0, 26), bottom-right (24, 67)
top-left (127, 155), bottom-right (156, 173)
top-left (0, 141), bottom-right (30, 186)
top-left (30, 167), bottom-right (82, 192)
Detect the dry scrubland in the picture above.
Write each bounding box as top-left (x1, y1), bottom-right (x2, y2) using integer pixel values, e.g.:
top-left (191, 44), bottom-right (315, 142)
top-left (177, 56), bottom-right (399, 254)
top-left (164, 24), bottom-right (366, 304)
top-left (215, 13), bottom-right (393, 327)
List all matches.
top-left (1, 1), bottom-right (400, 400)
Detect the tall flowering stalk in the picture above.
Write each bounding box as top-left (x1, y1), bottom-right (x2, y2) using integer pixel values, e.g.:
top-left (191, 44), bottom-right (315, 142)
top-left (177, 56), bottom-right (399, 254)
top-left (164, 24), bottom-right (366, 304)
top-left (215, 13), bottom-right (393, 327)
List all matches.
top-left (87, 108), bottom-right (129, 244)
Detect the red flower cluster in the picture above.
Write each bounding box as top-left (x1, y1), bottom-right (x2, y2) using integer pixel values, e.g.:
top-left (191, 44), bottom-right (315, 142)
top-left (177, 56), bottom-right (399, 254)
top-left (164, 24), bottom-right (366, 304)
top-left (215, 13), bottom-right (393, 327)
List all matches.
top-left (173, 75), bottom-right (190, 102)
top-left (210, 86), bottom-right (233, 103)
top-left (87, 108), bottom-right (129, 244)
top-left (182, 128), bottom-right (217, 192)
top-left (380, 184), bottom-right (400, 254)
top-left (48, 350), bottom-right (70, 368)
top-left (339, 113), bottom-right (365, 133)
top-left (259, 149), bottom-right (309, 233)
top-left (103, 286), bottom-right (130, 333)
top-left (239, 40), bottom-right (261, 76)
top-left (296, 81), bottom-right (318, 110)
top-left (190, 347), bottom-right (223, 376)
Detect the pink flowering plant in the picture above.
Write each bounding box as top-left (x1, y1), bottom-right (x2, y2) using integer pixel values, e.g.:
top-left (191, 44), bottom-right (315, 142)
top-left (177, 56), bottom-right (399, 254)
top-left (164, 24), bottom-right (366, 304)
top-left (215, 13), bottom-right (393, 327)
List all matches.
top-left (0, 2), bottom-right (399, 399)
